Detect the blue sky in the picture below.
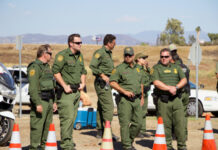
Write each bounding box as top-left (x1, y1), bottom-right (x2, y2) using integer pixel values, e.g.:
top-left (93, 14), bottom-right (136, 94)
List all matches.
top-left (0, 0), bottom-right (218, 37)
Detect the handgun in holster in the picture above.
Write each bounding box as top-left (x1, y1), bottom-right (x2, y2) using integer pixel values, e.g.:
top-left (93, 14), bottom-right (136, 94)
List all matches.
top-left (143, 85), bottom-right (151, 94)
top-left (96, 77), bottom-right (106, 89)
top-left (55, 84), bottom-right (64, 100)
top-left (70, 84), bottom-right (80, 93)
top-left (40, 89), bottom-right (55, 101)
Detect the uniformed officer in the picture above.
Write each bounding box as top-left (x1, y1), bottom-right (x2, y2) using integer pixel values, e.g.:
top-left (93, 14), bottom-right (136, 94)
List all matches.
top-left (110, 47), bottom-right (144, 150)
top-left (216, 62), bottom-right (218, 92)
top-left (52, 34), bottom-right (87, 150)
top-left (89, 34), bottom-right (119, 140)
top-left (169, 43), bottom-right (190, 141)
top-left (135, 53), bottom-right (151, 138)
top-left (28, 44), bottom-right (57, 150)
top-left (151, 48), bottom-right (187, 150)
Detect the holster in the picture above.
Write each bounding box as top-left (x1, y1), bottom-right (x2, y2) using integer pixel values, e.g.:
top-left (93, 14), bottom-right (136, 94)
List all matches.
top-left (55, 84), bottom-right (64, 100)
top-left (40, 90), bottom-right (55, 101)
top-left (120, 93), bottom-right (141, 102)
top-left (143, 85), bottom-right (151, 93)
top-left (96, 77), bottom-right (106, 89)
top-left (70, 84), bottom-right (80, 93)
top-left (160, 95), bottom-right (169, 103)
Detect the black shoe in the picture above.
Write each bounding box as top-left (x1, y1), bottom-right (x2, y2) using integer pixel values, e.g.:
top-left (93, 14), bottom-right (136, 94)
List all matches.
top-left (167, 148), bottom-right (175, 150)
top-left (137, 132), bottom-right (151, 138)
top-left (112, 133), bottom-right (120, 142)
top-left (142, 133), bottom-right (151, 138)
top-left (96, 129), bottom-right (103, 139)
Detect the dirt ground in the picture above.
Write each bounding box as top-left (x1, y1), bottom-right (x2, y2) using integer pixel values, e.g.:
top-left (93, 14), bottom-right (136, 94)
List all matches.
top-left (1, 105), bottom-right (218, 150)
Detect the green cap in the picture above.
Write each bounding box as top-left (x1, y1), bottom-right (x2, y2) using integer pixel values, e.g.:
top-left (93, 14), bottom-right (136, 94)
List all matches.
top-left (124, 47), bottom-right (134, 55)
top-left (134, 53), bottom-right (148, 61)
top-left (169, 43), bottom-right (177, 51)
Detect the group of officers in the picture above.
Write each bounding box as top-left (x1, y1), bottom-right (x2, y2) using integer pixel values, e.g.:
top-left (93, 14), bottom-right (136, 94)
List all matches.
top-left (28, 33), bottom-right (191, 150)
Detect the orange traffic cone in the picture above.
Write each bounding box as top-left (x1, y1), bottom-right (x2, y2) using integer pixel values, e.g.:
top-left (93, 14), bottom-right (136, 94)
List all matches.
top-left (45, 123), bottom-right (57, 150)
top-left (202, 114), bottom-right (217, 150)
top-left (100, 120), bottom-right (113, 150)
top-left (152, 117), bottom-right (167, 150)
top-left (9, 123), bottom-right (21, 150)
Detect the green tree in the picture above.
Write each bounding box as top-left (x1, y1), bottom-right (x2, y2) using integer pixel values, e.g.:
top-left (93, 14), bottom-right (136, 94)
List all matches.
top-left (159, 18), bottom-right (186, 45)
top-left (208, 33), bottom-right (218, 45)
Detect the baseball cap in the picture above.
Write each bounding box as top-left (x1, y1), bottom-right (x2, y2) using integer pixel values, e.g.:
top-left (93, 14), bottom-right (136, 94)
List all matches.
top-left (169, 43), bottom-right (177, 51)
top-left (124, 47), bottom-right (134, 55)
top-left (134, 53), bottom-right (148, 61)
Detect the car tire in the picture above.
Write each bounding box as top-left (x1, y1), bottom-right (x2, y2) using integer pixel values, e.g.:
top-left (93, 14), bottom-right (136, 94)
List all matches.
top-left (212, 112), bottom-right (218, 117)
top-left (75, 123), bottom-right (82, 130)
top-left (187, 98), bottom-right (203, 117)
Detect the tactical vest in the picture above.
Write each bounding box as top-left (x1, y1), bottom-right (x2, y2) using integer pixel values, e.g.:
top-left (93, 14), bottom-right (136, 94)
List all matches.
top-left (156, 64), bottom-right (180, 95)
top-left (28, 61), bottom-right (54, 91)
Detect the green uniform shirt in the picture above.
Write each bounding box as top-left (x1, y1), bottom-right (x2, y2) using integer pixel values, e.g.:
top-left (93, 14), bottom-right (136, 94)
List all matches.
top-left (110, 62), bottom-right (144, 95)
top-left (135, 64), bottom-right (151, 87)
top-left (89, 46), bottom-right (114, 76)
top-left (151, 63), bottom-right (185, 95)
top-left (28, 59), bottom-right (54, 106)
top-left (52, 48), bottom-right (87, 85)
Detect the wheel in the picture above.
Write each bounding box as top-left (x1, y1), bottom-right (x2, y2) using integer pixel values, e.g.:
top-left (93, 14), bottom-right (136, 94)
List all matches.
top-left (212, 112), bottom-right (218, 117)
top-left (187, 98), bottom-right (203, 117)
top-left (0, 117), bottom-right (14, 146)
top-left (75, 123), bottom-right (82, 130)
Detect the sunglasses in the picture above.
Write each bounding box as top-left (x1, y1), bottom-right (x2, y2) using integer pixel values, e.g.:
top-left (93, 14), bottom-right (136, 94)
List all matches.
top-left (73, 42), bottom-right (82, 45)
top-left (46, 52), bottom-right (52, 56)
top-left (124, 54), bottom-right (133, 57)
top-left (141, 57), bottom-right (147, 60)
top-left (160, 55), bottom-right (169, 58)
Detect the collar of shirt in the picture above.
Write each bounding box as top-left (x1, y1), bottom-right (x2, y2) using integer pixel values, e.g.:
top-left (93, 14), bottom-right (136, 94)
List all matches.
top-left (66, 48), bottom-right (81, 56)
top-left (123, 61), bottom-right (136, 68)
top-left (35, 59), bottom-right (47, 66)
top-left (103, 45), bottom-right (112, 54)
top-left (135, 63), bottom-right (144, 70)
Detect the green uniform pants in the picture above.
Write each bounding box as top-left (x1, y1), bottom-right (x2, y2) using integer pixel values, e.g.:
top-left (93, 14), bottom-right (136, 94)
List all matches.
top-left (181, 92), bottom-right (189, 141)
top-left (94, 79), bottom-right (114, 130)
top-left (57, 91), bottom-right (80, 150)
top-left (157, 97), bottom-right (186, 149)
top-left (118, 96), bottom-right (142, 149)
top-left (140, 95), bottom-right (148, 134)
top-left (30, 99), bottom-right (53, 150)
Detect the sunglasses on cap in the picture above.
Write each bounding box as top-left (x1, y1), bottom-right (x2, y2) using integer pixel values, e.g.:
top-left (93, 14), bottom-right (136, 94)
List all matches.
top-left (160, 55), bottom-right (169, 58)
top-left (124, 54), bottom-right (133, 57)
top-left (46, 52), bottom-right (52, 56)
top-left (73, 42), bottom-right (82, 45)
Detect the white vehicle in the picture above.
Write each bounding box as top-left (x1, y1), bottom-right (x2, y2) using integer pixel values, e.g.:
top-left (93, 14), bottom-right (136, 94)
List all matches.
top-left (112, 81), bottom-right (218, 117)
top-left (7, 66), bottom-right (30, 104)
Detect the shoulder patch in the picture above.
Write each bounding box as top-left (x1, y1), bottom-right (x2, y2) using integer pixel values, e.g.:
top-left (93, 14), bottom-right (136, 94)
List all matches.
top-left (57, 55), bottom-right (63, 62)
top-left (112, 69), bottom-right (116, 74)
top-left (136, 68), bottom-right (140, 73)
top-left (95, 53), bottom-right (100, 59)
top-left (29, 69), bottom-right (35, 77)
top-left (174, 68), bottom-right (178, 74)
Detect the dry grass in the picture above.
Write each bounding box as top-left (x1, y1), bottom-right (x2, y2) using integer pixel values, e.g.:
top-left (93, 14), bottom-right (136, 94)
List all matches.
top-left (0, 44), bottom-right (218, 91)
